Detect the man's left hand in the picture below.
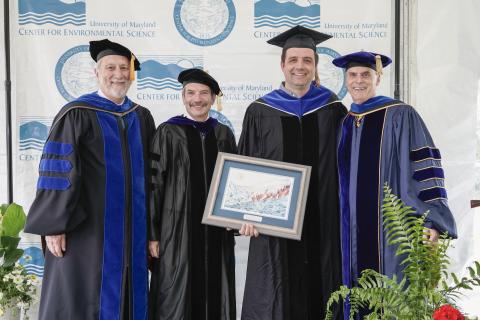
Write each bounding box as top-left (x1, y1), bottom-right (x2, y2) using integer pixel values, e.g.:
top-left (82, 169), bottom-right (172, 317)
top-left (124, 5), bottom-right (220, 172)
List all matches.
top-left (425, 228), bottom-right (439, 244)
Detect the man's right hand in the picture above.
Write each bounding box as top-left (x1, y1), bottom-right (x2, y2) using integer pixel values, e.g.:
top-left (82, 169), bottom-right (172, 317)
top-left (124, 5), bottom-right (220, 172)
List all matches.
top-left (46, 234), bottom-right (66, 257)
top-left (239, 223), bottom-right (259, 237)
top-left (149, 241), bottom-right (160, 258)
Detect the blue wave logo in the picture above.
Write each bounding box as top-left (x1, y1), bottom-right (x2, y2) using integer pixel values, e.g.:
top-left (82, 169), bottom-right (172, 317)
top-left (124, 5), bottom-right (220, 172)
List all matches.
top-left (19, 118), bottom-right (51, 151)
top-left (19, 246), bottom-right (44, 277)
top-left (18, 0), bottom-right (86, 26)
top-left (254, 0), bottom-right (320, 28)
top-left (137, 56), bottom-right (203, 91)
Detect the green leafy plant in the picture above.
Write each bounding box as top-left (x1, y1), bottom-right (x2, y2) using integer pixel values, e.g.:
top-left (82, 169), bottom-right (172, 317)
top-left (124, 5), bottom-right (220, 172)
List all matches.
top-left (1, 203), bottom-right (26, 268)
top-left (0, 203), bottom-right (38, 319)
top-left (325, 184), bottom-right (480, 320)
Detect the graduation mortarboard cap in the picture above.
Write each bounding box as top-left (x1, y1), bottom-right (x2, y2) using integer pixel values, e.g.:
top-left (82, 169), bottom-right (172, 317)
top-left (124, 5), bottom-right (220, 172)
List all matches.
top-left (89, 39), bottom-right (140, 80)
top-left (332, 51), bottom-right (392, 75)
top-left (178, 68), bottom-right (224, 111)
top-left (178, 68), bottom-right (221, 96)
top-left (267, 25), bottom-right (332, 51)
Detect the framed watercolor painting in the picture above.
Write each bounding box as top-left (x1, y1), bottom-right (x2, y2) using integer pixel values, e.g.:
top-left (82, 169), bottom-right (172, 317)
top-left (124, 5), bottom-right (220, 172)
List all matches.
top-left (202, 152), bottom-right (311, 240)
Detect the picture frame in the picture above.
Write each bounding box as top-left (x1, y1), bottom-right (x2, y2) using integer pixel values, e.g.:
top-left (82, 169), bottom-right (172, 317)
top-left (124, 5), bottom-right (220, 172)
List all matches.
top-left (202, 152), bottom-right (311, 240)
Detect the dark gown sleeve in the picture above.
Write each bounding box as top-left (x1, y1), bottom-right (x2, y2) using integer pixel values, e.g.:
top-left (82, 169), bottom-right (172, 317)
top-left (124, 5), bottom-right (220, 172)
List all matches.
top-left (25, 109), bottom-right (87, 235)
top-left (143, 109), bottom-right (156, 150)
top-left (395, 107), bottom-right (457, 238)
top-left (149, 124), bottom-right (170, 241)
top-left (140, 108), bottom-right (156, 233)
top-left (225, 125), bottom-right (238, 154)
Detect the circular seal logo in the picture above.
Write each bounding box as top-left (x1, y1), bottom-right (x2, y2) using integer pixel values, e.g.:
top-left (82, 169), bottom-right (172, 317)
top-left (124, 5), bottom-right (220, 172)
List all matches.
top-left (316, 47), bottom-right (347, 100)
top-left (209, 109), bottom-right (235, 134)
top-left (174, 0), bottom-right (236, 46)
top-left (55, 45), bottom-right (97, 101)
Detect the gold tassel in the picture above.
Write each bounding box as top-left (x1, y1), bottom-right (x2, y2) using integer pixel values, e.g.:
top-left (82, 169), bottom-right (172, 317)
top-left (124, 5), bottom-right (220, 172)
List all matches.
top-left (129, 54), bottom-right (135, 81)
top-left (375, 55), bottom-right (383, 76)
top-left (314, 69), bottom-right (320, 87)
top-left (216, 92), bottom-right (223, 112)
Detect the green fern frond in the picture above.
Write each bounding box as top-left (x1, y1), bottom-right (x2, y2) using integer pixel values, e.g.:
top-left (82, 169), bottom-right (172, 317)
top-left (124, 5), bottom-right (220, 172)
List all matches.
top-left (325, 183), bottom-right (480, 320)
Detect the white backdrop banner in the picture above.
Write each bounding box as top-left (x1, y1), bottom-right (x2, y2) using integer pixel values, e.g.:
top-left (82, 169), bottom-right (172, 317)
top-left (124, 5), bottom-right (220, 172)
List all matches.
top-left (9, 0), bottom-right (393, 317)
top-left (12, 0), bottom-right (393, 210)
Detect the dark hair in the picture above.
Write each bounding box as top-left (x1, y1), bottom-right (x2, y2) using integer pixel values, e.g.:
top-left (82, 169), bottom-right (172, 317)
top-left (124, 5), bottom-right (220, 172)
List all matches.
top-left (281, 47), bottom-right (319, 66)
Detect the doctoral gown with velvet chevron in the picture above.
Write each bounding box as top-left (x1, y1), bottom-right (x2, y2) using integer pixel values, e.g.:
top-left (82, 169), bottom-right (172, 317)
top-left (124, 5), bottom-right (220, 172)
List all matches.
top-left (238, 84), bottom-right (347, 320)
top-left (148, 117), bottom-right (237, 320)
top-left (25, 93), bottom-right (155, 320)
top-left (337, 96), bottom-right (457, 319)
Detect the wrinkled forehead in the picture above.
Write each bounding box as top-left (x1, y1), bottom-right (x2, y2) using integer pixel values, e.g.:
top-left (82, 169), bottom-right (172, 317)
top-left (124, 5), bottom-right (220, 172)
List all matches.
top-left (97, 54), bottom-right (130, 66)
top-left (183, 82), bottom-right (212, 93)
top-left (346, 65), bottom-right (377, 75)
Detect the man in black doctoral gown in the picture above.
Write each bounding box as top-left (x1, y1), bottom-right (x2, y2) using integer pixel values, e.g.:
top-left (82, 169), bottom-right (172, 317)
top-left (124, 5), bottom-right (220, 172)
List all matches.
top-left (149, 68), bottom-right (237, 320)
top-left (238, 26), bottom-right (346, 320)
top-left (25, 39), bottom-right (155, 319)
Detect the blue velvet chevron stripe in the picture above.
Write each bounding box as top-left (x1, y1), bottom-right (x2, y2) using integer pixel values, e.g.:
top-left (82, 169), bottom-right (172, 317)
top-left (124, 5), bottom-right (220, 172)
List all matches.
top-left (126, 111), bottom-right (148, 319)
top-left (37, 176), bottom-right (70, 190)
top-left (43, 141), bottom-right (73, 156)
top-left (413, 167), bottom-right (445, 182)
top-left (96, 112), bottom-right (126, 320)
top-left (410, 147), bottom-right (441, 162)
top-left (419, 187), bottom-right (447, 202)
top-left (337, 115), bottom-right (354, 318)
top-left (39, 159), bottom-right (72, 173)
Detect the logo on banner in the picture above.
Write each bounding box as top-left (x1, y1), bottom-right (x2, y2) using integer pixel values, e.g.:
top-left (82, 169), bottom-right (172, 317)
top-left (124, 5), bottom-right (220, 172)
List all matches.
top-left (19, 118), bottom-right (51, 152)
top-left (254, 0), bottom-right (320, 28)
top-left (137, 56), bottom-right (203, 91)
top-left (55, 45), bottom-right (97, 101)
top-left (19, 246), bottom-right (44, 278)
top-left (317, 47), bottom-right (347, 99)
top-left (18, 0), bottom-right (86, 26)
top-left (173, 0), bottom-right (236, 46)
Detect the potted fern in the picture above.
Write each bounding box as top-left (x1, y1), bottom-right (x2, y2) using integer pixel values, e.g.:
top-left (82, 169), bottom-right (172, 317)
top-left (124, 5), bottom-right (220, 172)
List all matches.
top-left (325, 184), bottom-right (480, 320)
top-left (0, 203), bottom-right (39, 320)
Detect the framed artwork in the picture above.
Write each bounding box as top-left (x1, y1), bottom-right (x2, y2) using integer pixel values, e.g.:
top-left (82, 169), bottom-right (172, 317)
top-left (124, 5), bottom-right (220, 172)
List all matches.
top-left (202, 152), bottom-right (311, 240)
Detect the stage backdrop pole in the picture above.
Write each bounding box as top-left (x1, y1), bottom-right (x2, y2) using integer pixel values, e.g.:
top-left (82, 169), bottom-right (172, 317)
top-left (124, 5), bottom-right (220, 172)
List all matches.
top-left (3, 0), bottom-right (13, 203)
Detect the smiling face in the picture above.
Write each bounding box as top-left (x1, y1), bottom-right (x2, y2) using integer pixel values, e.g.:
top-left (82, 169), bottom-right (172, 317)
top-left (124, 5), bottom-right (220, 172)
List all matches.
top-left (95, 55), bottom-right (131, 104)
top-left (182, 82), bottom-right (215, 122)
top-left (346, 66), bottom-right (380, 104)
top-left (281, 47), bottom-right (316, 96)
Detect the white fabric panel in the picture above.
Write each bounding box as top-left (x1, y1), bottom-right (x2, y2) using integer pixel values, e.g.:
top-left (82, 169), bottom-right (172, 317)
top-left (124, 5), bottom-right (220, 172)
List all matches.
top-left (415, 0), bottom-right (480, 315)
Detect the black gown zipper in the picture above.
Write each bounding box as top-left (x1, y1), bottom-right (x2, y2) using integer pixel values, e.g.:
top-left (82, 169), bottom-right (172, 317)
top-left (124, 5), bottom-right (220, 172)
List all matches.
top-left (200, 131), bottom-right (209, 320)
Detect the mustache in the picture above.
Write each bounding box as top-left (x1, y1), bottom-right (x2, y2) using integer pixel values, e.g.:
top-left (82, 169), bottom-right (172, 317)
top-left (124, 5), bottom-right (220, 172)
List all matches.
top-left (189, 103), bottom-right (208, 107)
